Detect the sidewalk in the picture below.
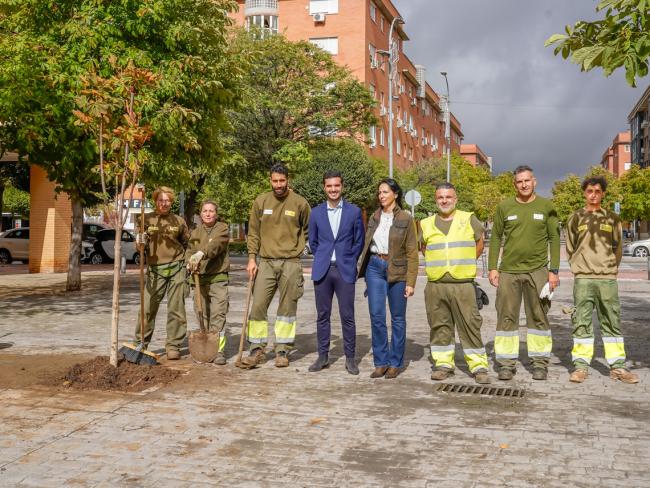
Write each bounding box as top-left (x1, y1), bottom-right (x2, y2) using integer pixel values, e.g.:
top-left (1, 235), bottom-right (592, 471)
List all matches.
top-left (1, 268), bottom-right (650, 487)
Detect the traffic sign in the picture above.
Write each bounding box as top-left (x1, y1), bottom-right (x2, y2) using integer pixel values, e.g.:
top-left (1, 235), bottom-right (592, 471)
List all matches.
top-left (404, 189), bottom-right (421, 208)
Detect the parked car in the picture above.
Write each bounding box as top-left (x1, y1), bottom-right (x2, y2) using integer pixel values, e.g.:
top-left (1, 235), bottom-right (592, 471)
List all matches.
top-left (0, 227), bottom-right (29, 264)
top-left (83, 222), bottom-right (108, 243)
top-left (623, 238), bottom-right (650, 258)
top-left (89, 228), bottom-right (142, 265)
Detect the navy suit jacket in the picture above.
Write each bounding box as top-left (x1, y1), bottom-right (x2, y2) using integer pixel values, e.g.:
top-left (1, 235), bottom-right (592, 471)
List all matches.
top-left (309, 200), bottom-right (365, 284)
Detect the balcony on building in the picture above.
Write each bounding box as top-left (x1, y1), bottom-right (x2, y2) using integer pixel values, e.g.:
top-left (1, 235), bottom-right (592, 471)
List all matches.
top-left (245, 0), bottom-right (279, 35)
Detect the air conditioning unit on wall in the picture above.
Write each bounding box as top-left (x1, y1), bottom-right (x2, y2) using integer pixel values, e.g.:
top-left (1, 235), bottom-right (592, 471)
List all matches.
top-left (313, 12), bottom-right (326, 23)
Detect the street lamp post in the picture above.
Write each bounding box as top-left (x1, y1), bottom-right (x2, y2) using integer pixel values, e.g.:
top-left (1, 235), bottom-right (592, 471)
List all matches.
top-left (440, 71), bottom-right (451, 183)
top-left (380, 16), bottom-right (404, 179)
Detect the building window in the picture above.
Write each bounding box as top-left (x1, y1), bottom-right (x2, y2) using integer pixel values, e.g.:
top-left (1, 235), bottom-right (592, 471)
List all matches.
top-left (379, 127), bottom-right (385, 146)
top-left (369, 2), bottom-right (377, 22)
top-left (369, 43), bottom-right (377, 67)
top-left (625, 144), bottom-right (631, 152)
top-left (246, 14), bottom-right (278, 36)
top-left (310, 37), bottom-right (339, 55)
top-left (380, 15), bottom-right (385, 32)
top-left (396, 139), bottom-right (401, 155)
top-left (380, 91), bottom-right (385, 106)
top-left (369, 125), bottom-right (377, 147)
top-left (369, 83), bottom-right (376, 99)
top-left (625, 162), bottom-right (632, 170)
top-left (310, 0), bottom-right (338, 15)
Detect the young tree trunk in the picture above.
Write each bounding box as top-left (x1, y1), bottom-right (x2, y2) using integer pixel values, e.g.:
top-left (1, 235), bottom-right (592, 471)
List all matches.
top-left (183, 174), bottom-right (206, 229)
top-left (109, 194), bottom-right (124, 367)
top-left (66, 198), bottom-right (84, 291)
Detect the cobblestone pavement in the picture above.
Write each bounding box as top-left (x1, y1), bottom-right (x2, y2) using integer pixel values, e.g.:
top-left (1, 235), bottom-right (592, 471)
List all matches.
top-left (1, 267), bottom-right (649, 487)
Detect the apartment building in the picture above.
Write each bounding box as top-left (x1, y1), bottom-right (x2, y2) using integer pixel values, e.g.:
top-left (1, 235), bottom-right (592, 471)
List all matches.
top-left (600, 131), bottom-right (631, 177)
top-left (628, 85), bottom-right (650, 169)
top-left (233, 0), bottom-right (463, 169)
top-left (460, 144), bottom-right (492, 171)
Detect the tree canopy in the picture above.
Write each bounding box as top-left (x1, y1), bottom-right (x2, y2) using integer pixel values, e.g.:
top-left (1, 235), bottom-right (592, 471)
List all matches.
top-left (545, 0), bottom-right (650, 86)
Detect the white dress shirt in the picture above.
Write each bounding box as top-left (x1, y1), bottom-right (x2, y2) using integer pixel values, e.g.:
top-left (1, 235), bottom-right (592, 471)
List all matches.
top-left (327, 199), bottom-right (343, 262)
top-left (370, 211), bottom-right (394, 254)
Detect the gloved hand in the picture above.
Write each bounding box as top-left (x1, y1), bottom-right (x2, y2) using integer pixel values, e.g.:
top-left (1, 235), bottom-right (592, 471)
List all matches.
top-left (135, 232), bottom-right (149, 246)
top-left (187, 250), bottom-right (204, 273)
top-left (539, 282), bottom-right (554, 301)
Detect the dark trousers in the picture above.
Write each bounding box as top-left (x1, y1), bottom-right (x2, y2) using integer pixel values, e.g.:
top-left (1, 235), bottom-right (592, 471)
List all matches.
top-left (314, 263), bottom-right (357, 358)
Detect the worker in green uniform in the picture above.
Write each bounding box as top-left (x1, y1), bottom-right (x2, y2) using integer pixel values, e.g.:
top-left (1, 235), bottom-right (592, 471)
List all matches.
top-left (186, 200), bottom-right (230, 365)
top-left (239, 163), bottom-right (311, 369)
top-left (566, 176), bottom-right (639, 384)
top-left (488, 166), bottom-right (560, 381)
top-left (422, 183), bottom-right (490, 384)
top-left (135, 186), bottom-right (190, 360)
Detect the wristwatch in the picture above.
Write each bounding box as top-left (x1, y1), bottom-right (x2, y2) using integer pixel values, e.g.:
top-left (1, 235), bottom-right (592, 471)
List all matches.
top-left (549, 269), bottom-right (559, 274)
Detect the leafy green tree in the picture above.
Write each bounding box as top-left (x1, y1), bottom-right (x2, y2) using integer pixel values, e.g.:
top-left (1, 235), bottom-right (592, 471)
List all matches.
top-left (2, 185), bottom-right (30, 219)
top-left (620, 165), bottom-right (650, 221)
top-left (0, 0), bottom-right (239, 290)
top-left (0, 161), bottom-right (29, 231)
top-left (292, 139), bottom-right (379, 209)
top-left (545, 0), bottom-right (650, 86)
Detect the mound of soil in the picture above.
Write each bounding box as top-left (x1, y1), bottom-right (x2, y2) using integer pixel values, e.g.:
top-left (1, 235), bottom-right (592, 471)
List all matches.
top-left (60, 356), bottom-right (181, 392)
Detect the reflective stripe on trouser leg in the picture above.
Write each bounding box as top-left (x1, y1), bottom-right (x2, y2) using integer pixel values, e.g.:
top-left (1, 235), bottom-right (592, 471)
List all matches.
top-left (219, 330), bottom-right (226, 353)
top-left (274, 316), bottom-right (296, 344)
top-left (527, 328), bottom-right (552, 359)
top-left (602, 336), bottom-right (626, 366)
top-left (430, 344), bottom-right (455, 370)
top-left (464, 347), bottom-right (489, 373)
top-left (494, 330), bottom-right (520, 360)
top-left (571, 337), bottom-right (594, 367)
top-left (248, 320), bottom-right (268, 344)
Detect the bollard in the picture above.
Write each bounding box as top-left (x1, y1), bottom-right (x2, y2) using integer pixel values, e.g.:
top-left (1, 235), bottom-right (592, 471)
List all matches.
top-left (121, 255), bottom-right (127, 274)
top-left (647, 254), bottom-right (650, 281)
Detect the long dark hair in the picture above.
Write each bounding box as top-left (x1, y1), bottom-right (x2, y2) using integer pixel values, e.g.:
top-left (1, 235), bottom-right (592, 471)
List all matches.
top-left (376, 178), bottom-right (403, 209)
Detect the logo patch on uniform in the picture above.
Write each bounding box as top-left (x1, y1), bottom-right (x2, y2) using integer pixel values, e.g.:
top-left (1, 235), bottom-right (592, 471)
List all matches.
top-left (263, 209), bottom-right (273, 215)
top-left (285, 210), bottom-right (296, 217)
top-left (147, 226), bottom-right (159, 232)
top-left (168, 226), bottom-right (179, 232)
top-left (600, 223), bottom-right (613, 232)
top-left (533, 213), bottom-right (544, 220)
top-left (507, 215), bottom-right (517, 221)
top-left (578, 224), bottom-right (588, 232)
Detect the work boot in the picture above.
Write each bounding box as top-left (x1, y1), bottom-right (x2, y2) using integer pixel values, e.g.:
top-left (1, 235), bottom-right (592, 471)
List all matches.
top-left (497, 367), bottom-right (515, 381)
top-left (239, 348), bottom-right (266, 369)
top-left (345, 357), bottom-right (359, 375)
top-left (610, 368), bottom-right (639, 384)
top-left (275, 351), bottom-right (289, 368)
top-left (569, 369), bottom-right (588, 383)
top-left (385, 367), bottom-right (401, 379)
top-left (166, 349), bottom-right (181, 360)
top-left (532, 368), bottom-right (548, 380)
top-left (473, 371), bottom-right (491, 384)
top-left (308, 354), bottom-right (329, 372)
top-left (370, 366), bottom-right (388, 378)
top-left (430, 368), bottom-right (453, 381)
top-left (213, 352), bottom-right (226, 366)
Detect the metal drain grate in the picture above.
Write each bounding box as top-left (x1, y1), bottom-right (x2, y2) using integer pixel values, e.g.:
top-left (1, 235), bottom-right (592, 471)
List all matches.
top-left (435, 383), bottom-right (525, 398)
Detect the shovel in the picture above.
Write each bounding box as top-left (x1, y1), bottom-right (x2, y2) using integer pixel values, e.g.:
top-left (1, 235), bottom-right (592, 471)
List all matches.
top-left (188, 273), bottom-right (220, 363)
top-left (235, 276), bottom-right (255, 369)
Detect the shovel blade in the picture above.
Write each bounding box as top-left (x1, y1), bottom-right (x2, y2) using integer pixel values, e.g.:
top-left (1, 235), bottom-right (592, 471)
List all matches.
top-left (188, 330), bottom-right (220, 363)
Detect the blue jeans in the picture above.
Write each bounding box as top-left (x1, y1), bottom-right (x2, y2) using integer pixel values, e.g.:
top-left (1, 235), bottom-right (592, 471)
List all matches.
top-left (365, 255), bottom-right (408, 368)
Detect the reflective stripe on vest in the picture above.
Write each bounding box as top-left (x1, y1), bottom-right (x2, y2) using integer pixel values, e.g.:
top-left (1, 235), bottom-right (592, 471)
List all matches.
top-left (421, 210), bottom-right (477, 281)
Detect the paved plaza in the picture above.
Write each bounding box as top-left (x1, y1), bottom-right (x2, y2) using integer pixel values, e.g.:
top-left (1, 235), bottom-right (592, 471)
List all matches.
top-left (1, 263), bottom-right (650, 487)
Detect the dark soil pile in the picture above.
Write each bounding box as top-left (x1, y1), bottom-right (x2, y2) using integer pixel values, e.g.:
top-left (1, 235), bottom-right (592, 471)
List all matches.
top-left (60, 356), bottom-right (181, 392)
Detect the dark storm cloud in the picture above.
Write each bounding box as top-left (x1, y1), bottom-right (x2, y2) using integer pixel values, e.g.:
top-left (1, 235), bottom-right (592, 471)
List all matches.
top-left (394, 0), bottom-right (641, 194)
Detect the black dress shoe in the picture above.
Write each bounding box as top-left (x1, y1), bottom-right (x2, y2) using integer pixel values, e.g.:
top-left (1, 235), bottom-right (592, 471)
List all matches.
top-left (345, 357), bottom-right (359, 375)
top-left (308, 355), bottom-right (329, 372)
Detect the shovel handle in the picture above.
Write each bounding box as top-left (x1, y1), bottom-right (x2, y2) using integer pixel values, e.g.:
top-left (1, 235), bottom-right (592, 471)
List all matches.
top-left (193, 273), bottom-right (207, 334)
top-left (236, 276), bottom-right (254, 363)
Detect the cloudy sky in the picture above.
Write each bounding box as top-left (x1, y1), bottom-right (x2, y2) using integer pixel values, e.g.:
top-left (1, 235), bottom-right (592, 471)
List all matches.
top-left (394, 0), bottom-right (642, 195)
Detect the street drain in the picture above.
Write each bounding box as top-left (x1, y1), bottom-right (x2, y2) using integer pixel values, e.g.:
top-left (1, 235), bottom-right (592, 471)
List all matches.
top-left (435, 383), bottom-right (525, 398)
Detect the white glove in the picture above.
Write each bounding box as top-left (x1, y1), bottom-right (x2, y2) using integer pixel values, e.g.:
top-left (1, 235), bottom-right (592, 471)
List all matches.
top-left (539, 282), bottom-right (554, 301)
top-left (187, 250), bottom-right (204, 273)
top-left (135, 232), bottom-right (148, 246)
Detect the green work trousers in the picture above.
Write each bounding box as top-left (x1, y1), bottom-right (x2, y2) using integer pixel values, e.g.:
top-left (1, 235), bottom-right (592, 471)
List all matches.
top-left (135, 262), bottom-right (187, 352)
top-left (195, 280), bottom-right (229, 353)
top-left (248, 259), bottom-right (304, 353)
top-left (494, 267), bottom-right (552, 369)
top-left (425, 281), bottom-right (489, 373)
top-left (571, 278), bottom-right (626, 370)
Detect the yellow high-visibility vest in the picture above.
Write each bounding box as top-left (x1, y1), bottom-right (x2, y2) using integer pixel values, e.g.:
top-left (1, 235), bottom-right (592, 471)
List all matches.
top-left (421, 210), bottom-right (476, 281)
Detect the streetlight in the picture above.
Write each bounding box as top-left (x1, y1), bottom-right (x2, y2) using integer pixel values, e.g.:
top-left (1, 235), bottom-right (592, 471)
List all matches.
top-left (440, 71), bottom-right (451, 183)
top-left (378, 16), bottom-right (404, 179)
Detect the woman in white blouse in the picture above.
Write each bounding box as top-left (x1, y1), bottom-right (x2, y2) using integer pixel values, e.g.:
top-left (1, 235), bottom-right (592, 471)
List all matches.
top-left (357, 179), bottom-right (419, 379)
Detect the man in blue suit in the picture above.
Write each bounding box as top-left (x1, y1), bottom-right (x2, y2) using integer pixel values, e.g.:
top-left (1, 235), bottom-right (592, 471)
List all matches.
top-left (308, 170), bottom-right (365, 375)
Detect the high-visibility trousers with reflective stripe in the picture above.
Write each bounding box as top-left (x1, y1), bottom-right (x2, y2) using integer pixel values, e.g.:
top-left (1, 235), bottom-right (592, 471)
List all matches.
top-left (425, 281), bottom-right (489, 373)
top-left (195, 280), bottom-right (229, 352)
top-left (571, 278), bottom-right (626, 369)
top-left (248, 258), bottom-right (304, 353)
top-left (494, 268), bottom-right (552, 369)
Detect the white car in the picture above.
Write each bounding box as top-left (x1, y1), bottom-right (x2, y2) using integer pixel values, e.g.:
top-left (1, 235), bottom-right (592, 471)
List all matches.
top-left (89, 229), bottom-right (142, 264)
top-left (0, 227), bottom-right (29, 264)
top-left (623, 238), bottom-right (650, 258)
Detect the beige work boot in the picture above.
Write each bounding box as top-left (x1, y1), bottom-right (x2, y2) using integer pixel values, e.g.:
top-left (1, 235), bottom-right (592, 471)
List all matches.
top-left (166, 349), bottom-right (181, 360)
top-left (430, 368), bottom-right (453, 381)
top-left (610, 368), bottom-right (639, 384)
top-left (569, 369), bottom-right (588, 383)
top-left (473, 371), bottom-right (491, 384)
top-left (275, 351), bottom-right (289, 368)
top-left (213, 352), bottom-right (227, 366)
top-left (239, 348), bottom-right (266, 369)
